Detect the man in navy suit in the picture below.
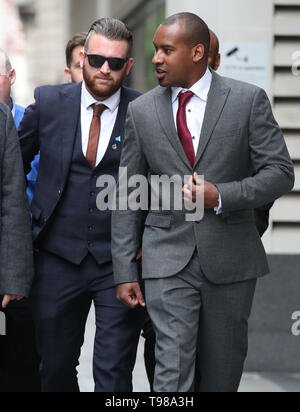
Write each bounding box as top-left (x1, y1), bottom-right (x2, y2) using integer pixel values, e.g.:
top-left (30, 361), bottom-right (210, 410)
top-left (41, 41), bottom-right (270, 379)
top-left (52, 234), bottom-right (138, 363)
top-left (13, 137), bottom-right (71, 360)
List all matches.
top-left (19, 18), bottom-right (145, 392)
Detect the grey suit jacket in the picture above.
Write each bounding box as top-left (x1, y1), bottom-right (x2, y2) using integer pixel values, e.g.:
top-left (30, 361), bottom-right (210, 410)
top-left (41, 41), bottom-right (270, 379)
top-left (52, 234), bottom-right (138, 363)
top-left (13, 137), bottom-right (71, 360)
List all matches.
top-left (0, 103), bottom-right (34, 297)
top-left (112, 71), bottom-right (294, 285)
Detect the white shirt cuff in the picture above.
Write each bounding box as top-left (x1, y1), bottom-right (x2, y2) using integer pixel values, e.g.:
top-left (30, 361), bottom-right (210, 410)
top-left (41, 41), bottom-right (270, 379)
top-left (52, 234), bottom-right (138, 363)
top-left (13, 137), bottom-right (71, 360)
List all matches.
top-left (214, 193), bottom-right (222, 215)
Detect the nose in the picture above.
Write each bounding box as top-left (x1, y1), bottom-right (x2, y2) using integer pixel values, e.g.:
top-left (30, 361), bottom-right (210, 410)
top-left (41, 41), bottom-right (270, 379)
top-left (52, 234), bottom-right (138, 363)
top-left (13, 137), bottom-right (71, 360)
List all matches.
top-left (152, 50), bottom-right (163, 65)
top-left (100, 60), bottom-right (111, 75)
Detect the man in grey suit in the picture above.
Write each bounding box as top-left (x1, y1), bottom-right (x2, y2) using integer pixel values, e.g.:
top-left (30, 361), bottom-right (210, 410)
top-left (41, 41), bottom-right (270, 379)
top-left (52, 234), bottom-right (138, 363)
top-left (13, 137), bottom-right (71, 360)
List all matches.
top-left (0, 102), bottom-right (34, 308)
top-left (112, 13), bottom-right (294, 392)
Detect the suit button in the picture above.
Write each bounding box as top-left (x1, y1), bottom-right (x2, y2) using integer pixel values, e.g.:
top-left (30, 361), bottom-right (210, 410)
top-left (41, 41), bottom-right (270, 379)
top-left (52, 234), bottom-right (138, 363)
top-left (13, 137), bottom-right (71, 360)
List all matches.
top-left (58, 190), bottom-right (62, 196)
top-left (90, 191), bottom-right (95, 196)
top-left (88, 225), bottom-right (93, 231)
top-left (89, 208), bottom-right (93, 213)
top-left (88, 241), bottom-right (93, 247)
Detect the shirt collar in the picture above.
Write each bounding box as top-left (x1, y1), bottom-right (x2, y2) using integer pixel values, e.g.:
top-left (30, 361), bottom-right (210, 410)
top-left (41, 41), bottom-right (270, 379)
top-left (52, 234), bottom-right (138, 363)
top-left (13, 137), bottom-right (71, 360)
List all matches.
top-left (81, 82), bottom-right (121, 113)
top-left (10, 100), bottom-right (16, 118)
top-left (171, 67), bottom-right (212, 104)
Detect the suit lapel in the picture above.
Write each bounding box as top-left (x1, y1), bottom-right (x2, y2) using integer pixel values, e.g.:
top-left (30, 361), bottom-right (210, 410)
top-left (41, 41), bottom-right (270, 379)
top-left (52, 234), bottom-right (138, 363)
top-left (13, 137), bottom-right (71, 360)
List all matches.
top-left (194, 72), bottom-right (231, 167)
top-left (60, 83), bottom-right (82, 179)
top-left (155, 88), bottom-right (192, 171)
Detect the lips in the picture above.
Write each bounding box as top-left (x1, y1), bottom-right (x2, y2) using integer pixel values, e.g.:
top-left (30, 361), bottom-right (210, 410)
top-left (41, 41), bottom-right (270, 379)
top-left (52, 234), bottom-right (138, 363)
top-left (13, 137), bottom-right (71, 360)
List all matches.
top-left (155, 67), bottom-right (167, 80)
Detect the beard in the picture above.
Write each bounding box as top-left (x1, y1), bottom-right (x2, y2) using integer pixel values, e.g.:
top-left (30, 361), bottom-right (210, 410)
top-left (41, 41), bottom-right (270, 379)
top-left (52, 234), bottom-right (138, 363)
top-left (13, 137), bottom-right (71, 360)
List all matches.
top-left (82, 63), bottom-right (127, 101)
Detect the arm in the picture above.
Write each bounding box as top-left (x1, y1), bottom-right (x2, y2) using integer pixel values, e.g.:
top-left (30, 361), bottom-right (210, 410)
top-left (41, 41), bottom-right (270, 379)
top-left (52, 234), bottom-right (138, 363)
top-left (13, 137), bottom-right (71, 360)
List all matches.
top-left (18, 88), bottom-right (40, 175)
top-left (0, 108), bottom-right (34, 302)
top-left (216, 88), bottom-right (294, 212)
top-left (112, 104), bottom-right (148, 307)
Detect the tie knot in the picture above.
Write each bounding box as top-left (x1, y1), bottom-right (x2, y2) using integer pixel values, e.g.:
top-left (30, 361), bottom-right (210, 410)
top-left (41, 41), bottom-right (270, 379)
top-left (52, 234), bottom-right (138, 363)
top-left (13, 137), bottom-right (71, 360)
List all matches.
top-left (178, 91), bottom-right (194, 108)
top-left (92, 104), bottom-right (107, 118)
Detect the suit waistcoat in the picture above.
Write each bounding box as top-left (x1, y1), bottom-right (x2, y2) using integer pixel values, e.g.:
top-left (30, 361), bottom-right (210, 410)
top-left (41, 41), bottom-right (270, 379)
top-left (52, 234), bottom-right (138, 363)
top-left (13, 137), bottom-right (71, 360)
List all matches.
top-left (39, 115), bottom-right (121, 265)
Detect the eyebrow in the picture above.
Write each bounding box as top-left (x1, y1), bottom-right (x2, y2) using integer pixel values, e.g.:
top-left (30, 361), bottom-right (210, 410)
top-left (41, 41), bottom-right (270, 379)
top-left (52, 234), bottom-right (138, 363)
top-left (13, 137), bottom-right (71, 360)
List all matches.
top-left (153, 43), bottom-right (175, 49)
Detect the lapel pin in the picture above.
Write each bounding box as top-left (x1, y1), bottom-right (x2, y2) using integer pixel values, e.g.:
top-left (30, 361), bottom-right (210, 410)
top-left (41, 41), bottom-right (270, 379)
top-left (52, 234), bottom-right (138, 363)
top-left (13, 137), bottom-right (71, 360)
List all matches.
top-left (112, 144), bottom-right (118, 150)
top-left (115, 136), bottom-right (121, 143)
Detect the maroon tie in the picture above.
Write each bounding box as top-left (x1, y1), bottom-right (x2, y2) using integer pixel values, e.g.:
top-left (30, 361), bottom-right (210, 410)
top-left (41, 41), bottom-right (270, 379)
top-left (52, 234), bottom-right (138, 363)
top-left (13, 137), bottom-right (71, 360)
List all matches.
top-left (176, 91), bottom-right (195, 167)
top-left (86, 104), bottom-right (107, 168)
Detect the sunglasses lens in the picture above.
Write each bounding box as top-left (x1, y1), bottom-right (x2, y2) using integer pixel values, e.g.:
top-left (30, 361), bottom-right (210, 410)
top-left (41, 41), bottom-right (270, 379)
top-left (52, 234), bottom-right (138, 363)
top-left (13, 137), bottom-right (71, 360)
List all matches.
top-left (108, 58), bottom-right (127, 71)
top-left (87, 55), bottom-right (106, 68)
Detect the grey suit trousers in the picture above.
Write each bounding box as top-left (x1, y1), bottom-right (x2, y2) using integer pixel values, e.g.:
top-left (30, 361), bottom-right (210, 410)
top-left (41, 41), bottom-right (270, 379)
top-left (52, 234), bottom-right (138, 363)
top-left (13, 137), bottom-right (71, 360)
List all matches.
top-left (145, 250), bottom-right (257, 393)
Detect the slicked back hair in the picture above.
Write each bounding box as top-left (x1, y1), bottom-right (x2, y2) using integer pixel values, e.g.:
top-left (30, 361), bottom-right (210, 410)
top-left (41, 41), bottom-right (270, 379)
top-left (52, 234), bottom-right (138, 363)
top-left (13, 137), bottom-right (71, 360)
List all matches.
top-left (85, 18), bottom-right (133, 56)
top-left (162, 13), bottom-right (210, 60)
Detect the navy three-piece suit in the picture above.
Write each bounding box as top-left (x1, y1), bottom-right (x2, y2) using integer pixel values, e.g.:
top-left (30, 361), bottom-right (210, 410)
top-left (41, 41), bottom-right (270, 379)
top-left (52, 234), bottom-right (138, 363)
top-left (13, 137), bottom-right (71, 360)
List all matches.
top-left (19, 82), bottom-right (145, 392)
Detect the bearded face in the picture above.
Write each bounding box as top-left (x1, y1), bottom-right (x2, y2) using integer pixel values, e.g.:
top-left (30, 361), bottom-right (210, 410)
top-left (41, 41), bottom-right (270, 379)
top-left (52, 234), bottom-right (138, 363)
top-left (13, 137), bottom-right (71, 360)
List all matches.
top-left (81, 34), bottom-right (134, 101)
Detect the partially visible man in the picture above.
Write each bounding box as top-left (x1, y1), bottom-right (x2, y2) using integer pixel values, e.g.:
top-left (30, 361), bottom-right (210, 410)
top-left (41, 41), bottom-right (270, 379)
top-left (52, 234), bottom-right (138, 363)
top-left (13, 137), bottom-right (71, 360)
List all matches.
top-left (0, 48), bottom-right (24, 127)
top-left (0, 49), bottom-right (41, 392)
top-left (65, 32), bottom-right (87, 83)
top-left (0, 103), bottom-right (36, 391)
top-left (208, 30), bottom-right (221, 71)
top-left (19, 18), bottom-right (145, 392)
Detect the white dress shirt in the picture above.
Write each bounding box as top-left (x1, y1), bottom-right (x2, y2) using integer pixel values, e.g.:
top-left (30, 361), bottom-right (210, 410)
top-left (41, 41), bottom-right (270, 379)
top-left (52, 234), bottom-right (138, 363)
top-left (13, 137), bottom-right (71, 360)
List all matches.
top-left (81, 82), bottom-right (121, 166)
top-left (171, 68), bottom-right (222, 213)
top-left (171, 67), bottom-right (212, 154)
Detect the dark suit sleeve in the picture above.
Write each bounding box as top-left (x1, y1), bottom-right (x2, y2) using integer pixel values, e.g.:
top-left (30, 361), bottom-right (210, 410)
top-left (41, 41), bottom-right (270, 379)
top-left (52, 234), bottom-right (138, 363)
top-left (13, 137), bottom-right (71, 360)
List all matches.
top-left (0, 109), bottom-right (34, 297)
top-left (18, 88), bottom-right (40, 175)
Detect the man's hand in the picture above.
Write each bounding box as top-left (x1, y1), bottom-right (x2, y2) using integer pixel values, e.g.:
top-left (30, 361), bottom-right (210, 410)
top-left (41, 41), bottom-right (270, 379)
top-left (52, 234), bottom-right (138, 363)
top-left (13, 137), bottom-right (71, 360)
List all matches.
top-left (183, 173), bottom-right (219, 209)
top-left (2, 294), bottom-right (24, 309)
top-left (116, 283), bottom-right (146, 309)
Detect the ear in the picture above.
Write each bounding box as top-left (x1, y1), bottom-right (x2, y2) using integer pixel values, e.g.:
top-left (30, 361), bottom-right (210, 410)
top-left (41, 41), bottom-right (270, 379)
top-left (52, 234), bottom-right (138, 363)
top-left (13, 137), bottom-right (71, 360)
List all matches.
top-left (79, 50), bottom-right (85, 70)
top-left (9, 69), bottom-right (16, 86)
top-left (192, 44), bottom-right (205, 63)
top-left (64, 68), bottom-right (72, 83)
top-left (125, 58), bottom-right (134, 76)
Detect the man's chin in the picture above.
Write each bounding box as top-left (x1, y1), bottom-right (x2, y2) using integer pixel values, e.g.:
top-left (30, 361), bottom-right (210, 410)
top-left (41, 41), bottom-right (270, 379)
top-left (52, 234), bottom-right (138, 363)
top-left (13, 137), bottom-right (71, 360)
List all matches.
top-left (88, 83), bottom-right (119, 101)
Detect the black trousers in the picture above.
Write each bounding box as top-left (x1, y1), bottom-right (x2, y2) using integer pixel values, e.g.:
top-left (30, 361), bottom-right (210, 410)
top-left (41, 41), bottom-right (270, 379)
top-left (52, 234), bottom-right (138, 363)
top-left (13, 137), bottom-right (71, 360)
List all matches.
top-left (0, 298), bottom-right (41, 392)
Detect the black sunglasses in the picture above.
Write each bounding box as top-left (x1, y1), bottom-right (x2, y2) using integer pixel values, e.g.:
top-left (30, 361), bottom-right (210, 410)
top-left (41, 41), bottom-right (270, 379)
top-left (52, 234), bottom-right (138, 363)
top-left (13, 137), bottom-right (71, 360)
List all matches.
top-left (85, 53), bottom-right (129, 71)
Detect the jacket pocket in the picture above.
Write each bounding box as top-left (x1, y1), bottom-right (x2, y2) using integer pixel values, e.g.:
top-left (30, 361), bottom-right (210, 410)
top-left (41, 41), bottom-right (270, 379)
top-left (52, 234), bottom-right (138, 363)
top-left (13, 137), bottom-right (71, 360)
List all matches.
top-left (145, 213), bottom-right (172, 229)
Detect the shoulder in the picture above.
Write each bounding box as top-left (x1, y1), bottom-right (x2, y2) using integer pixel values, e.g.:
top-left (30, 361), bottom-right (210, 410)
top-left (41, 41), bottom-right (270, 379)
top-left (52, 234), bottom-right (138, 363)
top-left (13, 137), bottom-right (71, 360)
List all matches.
top-left (121, 86), bottom-right (142, 102)
top-left (128, 85), bottom-right (163, 109)
top-left (34, 82), bottom-right (81, 101)
top-left (214, 72), bottom-right (262, 96)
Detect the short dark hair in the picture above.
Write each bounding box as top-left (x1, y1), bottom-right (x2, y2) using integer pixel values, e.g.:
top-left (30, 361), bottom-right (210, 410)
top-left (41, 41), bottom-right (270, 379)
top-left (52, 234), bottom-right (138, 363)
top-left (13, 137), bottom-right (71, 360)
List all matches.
top-left (162, 13), bottom-right (210, 60)
top-left (65, 32), bottom-right (88, 68)
top-left (85, 18), bottom-right (133, 56)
